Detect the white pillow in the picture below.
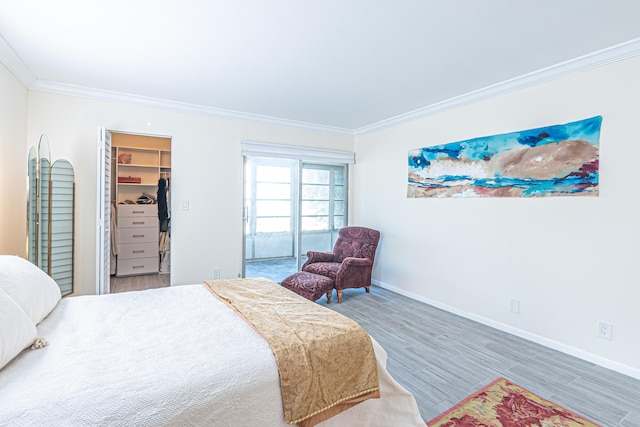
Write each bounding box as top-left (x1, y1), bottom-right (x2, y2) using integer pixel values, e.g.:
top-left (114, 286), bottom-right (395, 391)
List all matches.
top-left (0, 255), bottom-right (61, 324)
top-left (0, 288), bottom-right (37, 370)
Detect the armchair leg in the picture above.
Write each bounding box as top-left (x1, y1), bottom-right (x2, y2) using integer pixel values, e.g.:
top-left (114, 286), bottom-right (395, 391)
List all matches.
top-left (326, 290), bottom-right (332, 304)
top-left (337, 290), bottom-right (343, 304)
top-left (365, 286), bottom-right (370, 293)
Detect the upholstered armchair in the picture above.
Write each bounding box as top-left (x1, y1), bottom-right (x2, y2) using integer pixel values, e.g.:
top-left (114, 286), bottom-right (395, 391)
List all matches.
top-left (302, 226), bottom-right (380, 303)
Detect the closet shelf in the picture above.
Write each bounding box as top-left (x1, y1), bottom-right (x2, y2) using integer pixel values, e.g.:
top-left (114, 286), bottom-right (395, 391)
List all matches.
top-left (113, 146), bottom-right (171, 205)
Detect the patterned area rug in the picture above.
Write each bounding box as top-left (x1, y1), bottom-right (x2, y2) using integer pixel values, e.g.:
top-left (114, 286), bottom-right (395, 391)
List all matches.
top-left (427, 377), bottom-right (601, 427)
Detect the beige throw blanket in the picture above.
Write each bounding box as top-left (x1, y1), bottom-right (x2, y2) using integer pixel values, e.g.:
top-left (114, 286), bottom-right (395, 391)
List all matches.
top-left (203, 278), bottom-right (380, 426)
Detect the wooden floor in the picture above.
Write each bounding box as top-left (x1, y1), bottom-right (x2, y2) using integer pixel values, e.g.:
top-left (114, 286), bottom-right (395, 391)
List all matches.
top-left (328, 286), bottom-right (640, 426)
top-left (110, 273), bottom-right (170, 293)
top-left (107, 275), bottom-right (640, 425)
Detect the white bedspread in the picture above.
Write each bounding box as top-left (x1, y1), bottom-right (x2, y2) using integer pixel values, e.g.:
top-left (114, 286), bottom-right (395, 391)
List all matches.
top-left (0, 285), bottom-right (423, 426)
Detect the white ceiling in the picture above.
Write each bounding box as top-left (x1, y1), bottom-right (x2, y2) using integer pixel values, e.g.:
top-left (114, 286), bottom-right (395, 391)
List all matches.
top-left (1, 1), bottom-right (640, 134)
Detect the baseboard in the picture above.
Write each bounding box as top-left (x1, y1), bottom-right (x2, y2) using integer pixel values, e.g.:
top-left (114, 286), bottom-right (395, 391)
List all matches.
top-left (372, 279), bottom-right (640, 381)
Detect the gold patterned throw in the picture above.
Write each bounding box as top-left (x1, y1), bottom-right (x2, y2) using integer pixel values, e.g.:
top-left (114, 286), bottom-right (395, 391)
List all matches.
top-left (203, 278), bottom-right (380, 427)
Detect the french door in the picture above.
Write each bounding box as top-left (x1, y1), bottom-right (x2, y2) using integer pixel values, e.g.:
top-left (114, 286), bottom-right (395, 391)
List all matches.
top-left (243, 157), bottom-right (347, 282)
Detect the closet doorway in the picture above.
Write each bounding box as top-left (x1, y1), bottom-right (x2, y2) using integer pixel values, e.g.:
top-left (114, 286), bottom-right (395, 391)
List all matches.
top-left (100, 131), bottom-right (172, 294)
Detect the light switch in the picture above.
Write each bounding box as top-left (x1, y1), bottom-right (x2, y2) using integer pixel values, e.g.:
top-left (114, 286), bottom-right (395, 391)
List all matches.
top-left (182, 199), bottom-right (189, 210)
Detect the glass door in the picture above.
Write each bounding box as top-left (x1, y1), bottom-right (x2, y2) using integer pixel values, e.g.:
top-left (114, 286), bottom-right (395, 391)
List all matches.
top-left (243, 157), bottom-right (347, 283)
top-left (244, 157), bottom-right (298, 282)
top-left (299, 163), bottom-right (346, 263)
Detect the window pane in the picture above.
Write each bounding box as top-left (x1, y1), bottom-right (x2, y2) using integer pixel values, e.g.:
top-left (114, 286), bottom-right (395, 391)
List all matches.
top-left (257, 165), bottom-right (290, 183)
top-left (256, 217), bottom-right (290, 233)
top-left (335, 201), bottom-right (344, 215)
top-left (256, 200), bottom-right (290, 217)
top-left (333, 215), bottom-right (345, 229)
top-left (244, 175), bottom-right (253, 200)
top-left (256, 183), bottom-right (290, 200)
top-left (302, 168), bottom-right (329, 184)
top-left (302, 184), bottom-right (329, 200)
top-left (302, 216), bottom-right (329, 231)
top-left (334, 169), bottom-right (344, 185)
top-left (333, 185), bottom-right (344, 200)
top-left (302, 200), bottom-right (329, 215)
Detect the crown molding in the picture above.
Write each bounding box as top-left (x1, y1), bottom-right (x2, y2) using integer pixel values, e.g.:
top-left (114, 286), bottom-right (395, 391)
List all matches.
top-left (354, 37), bottom-right (640, 136)
top-left (4, 32), bottom-right (640, 137)
top-left (0, 30), bottom-right (352, 135)
top-left (30, 80), bottom-right (354, 136)
top-left (0, 32), bottom-right (37, 87)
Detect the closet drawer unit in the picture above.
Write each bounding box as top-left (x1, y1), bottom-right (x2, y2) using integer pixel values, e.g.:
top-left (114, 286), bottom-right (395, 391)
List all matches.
top-left (118, 227), bottom-right (158, 244)
top-left (118, 216), bottom-right (159, 229)
top-left (118, 241), bottom-right (157, 260)
top-left (117, 257), bottom-right (158, 276)
top-left (116, 204), bottom-right (159, 277)
top-left (117, 204), bottom-right (157, 219)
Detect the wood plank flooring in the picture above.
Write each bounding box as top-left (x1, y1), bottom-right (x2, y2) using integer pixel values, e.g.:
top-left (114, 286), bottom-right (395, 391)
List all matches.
top-left (110, 273), bottom-right (170, 293)
top-left (106, 274), bottom-right (639, 425)
top-left (327, 286), bottom-right (640, 426)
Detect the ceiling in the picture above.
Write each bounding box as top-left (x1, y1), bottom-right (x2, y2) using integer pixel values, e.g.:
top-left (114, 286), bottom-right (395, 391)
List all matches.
top-left (1, 1), bottom-right (640, 134)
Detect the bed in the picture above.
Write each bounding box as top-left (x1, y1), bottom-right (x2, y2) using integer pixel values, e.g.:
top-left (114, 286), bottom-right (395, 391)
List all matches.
top-left (0, 255), bottom-right (424, 426)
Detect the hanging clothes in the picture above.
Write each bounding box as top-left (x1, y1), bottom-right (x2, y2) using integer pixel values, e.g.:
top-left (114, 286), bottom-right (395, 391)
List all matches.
top-left (110, 203), bottom-right (119, 275)
top-left (157, 178), bottom-right (170, 272)
top-left (157, 178), bottom-right (169, 232)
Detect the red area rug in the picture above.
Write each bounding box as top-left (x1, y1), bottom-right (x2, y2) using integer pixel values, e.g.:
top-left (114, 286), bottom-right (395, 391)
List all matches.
top-left (427, 377), bottom-right (601, 427)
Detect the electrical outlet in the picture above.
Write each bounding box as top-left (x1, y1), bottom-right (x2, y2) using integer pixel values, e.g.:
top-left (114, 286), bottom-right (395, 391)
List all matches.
top-left (597, 321), bottom-right (613, 340)
top-left (509, 298), bottom-right (520, 314)
top-left (213, 268), bottom-right (220, 279)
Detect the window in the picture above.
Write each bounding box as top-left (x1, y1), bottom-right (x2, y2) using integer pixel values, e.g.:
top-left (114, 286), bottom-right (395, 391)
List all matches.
top-left (252, 163), bottom-right (293, 233)
top-left (301, 164), bottom-right (345, 232)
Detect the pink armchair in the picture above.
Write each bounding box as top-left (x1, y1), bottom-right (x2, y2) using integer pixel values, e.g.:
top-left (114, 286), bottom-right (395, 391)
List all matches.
top-left (302, 226), bottom-right (380, 303)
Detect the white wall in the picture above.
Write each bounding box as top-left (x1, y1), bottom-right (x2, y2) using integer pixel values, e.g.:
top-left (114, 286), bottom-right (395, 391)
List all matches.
top-left (7, 52), bottom-right (638, 379)
top-left (25, 91), bottom-right (354, 295)
top-left (0, 63), bottom-right (27, 256)
top-left (353, 56), bottom-right (640, 378)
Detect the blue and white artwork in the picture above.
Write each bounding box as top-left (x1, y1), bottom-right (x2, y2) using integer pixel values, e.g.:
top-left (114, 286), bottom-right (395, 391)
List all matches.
top-left (407, 116), bottom-right (602, 198)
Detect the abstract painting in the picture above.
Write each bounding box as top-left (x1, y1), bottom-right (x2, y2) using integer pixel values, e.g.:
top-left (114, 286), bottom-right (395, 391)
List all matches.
top-left (408, 116), bottom-right (601, 198)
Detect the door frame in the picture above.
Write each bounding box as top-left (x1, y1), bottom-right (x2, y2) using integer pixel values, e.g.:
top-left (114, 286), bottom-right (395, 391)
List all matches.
top-left (242, 156), bottom-right (349, 278)
top-left (96, 126), bottom-right (110, 295)
top-left (96, 128), bottom-right (173, 294)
